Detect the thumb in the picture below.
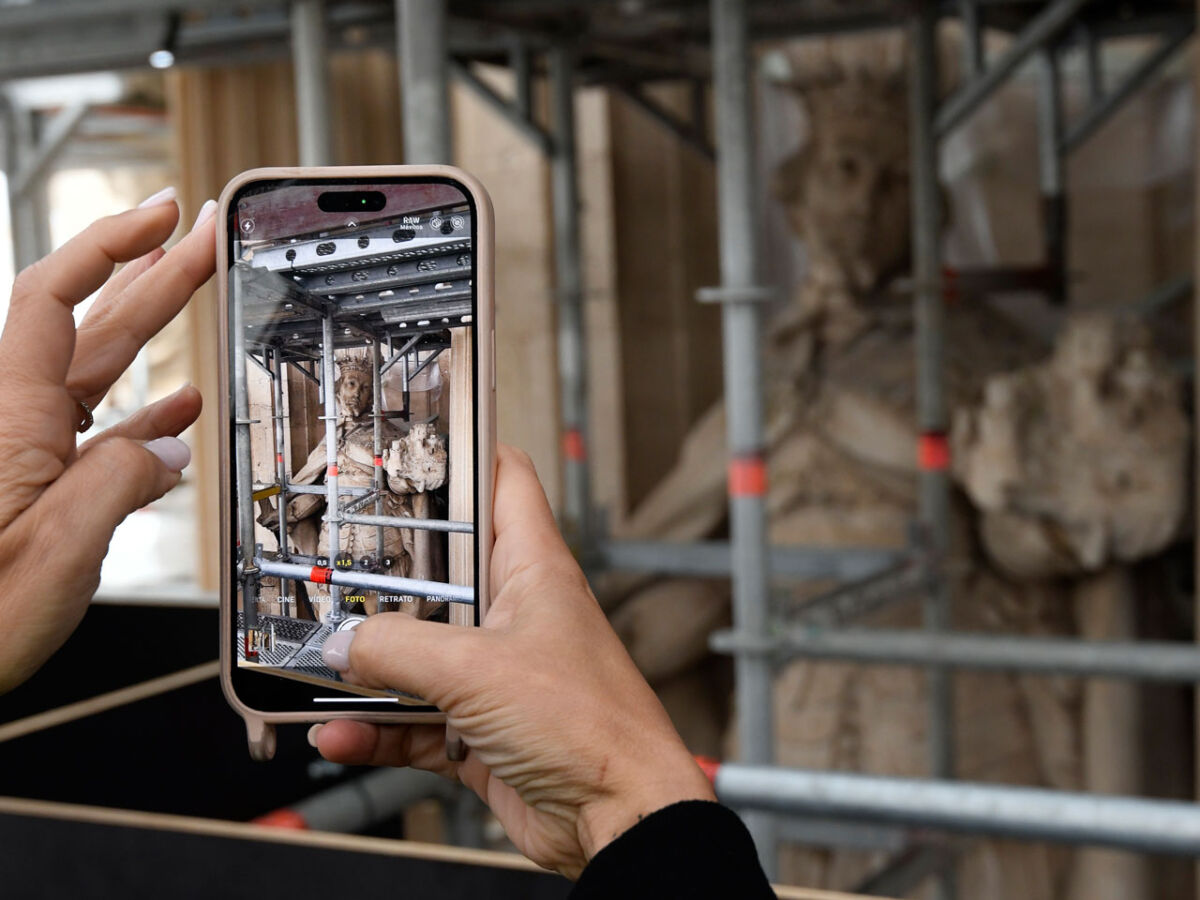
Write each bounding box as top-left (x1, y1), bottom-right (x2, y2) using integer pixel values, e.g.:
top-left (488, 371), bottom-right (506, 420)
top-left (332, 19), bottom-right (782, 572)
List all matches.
top-left (32, 435), bottom-right (188, 564)
top-left (322, 612), bottom-right (483, 709)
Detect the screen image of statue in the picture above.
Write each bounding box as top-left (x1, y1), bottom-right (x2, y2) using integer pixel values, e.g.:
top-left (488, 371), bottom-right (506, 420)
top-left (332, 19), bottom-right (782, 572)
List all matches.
top-left (229, 179), bottom-right (476, 698)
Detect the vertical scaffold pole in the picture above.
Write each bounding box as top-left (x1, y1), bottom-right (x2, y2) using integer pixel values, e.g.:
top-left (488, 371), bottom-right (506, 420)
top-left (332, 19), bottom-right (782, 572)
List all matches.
top-left (292, 0), bottom-right (332, 167)
top-left (710, 0), bottom-right (776, 877)
top-left (271, 349), bottom-right (292, 613)
top-left (1035, 46), bottom-right (1066, 303)
top-left (232, 267), bottom-right (260, 632)
top-left (372, 340), bottom-right (385, 596)
top-left (549, 45), bottom-right (592, 549)
top-left (322, 314), bottom-right (344, 625)
top-left (910, 4), bottom-right (955, 899)
top-left (398, 0), bottom-right (450, 164)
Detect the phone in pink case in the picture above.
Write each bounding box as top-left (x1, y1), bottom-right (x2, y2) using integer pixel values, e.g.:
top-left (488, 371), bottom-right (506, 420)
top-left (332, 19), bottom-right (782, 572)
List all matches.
top-left (216, 166), bottom-right (496, 760)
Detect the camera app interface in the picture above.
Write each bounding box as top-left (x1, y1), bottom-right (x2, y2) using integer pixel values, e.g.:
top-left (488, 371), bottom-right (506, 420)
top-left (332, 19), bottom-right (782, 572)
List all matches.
top-left (229, 179), bottom-right (476, 703)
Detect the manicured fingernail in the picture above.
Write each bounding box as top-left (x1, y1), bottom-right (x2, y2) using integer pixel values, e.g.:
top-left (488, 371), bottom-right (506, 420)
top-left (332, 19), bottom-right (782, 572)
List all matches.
top-left (137, 186), bottom-right (177, 209)
top-left (143, 436), bottom-right (191, 471)
top-left (192, 199), bottom-right (217, 230)
top-left (306, 724), bottom-right (322, 748)
top-left (322, 631), bottom-right (355, 672)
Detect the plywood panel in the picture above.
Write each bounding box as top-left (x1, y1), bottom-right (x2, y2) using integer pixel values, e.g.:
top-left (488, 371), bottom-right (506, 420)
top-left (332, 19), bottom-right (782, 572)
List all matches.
top-left (607, 84), bottom-right (722, 511)
top-left (451, 65), bottom-right (560, 510)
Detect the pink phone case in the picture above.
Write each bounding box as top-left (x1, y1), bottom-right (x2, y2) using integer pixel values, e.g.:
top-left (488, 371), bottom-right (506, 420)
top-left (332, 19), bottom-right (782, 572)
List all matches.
top-left (216, 165), bottom-right (496, 761)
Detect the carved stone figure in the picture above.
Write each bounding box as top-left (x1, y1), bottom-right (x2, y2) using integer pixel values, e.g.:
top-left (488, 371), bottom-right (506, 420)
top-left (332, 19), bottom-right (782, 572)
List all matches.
top-left (603, 37), bottom-right (1188, 899)
top-left (259, 353), bottom-right (448, 619)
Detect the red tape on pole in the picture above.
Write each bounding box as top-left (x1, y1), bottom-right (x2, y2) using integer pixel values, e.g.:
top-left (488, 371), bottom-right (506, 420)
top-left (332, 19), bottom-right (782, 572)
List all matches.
top-left (918, 432), bottom-right (951, 471)
top-left (276, 453), bottom-right (284, 464)
top-left (728, 456), bottom-right (767, 497)
top-left (253, 809), bottom-right (309, 829)
top-left (373, 456), bottom-right (383, 467)
top-left (694, 755), bottom-right (720, 785)
top-left (942, 266), bottom-right (959, 304)
top-left (326, 464), bottom-right (338, 477)
top-left (310, 566), bottom-right (333, 585)
top-left (563, 428), bottom-right (586, 462)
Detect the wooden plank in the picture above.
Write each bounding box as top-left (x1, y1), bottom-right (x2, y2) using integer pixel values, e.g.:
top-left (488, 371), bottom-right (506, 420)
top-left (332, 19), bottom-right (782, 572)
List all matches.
top-left (0, 662), bottom-right (219, 745)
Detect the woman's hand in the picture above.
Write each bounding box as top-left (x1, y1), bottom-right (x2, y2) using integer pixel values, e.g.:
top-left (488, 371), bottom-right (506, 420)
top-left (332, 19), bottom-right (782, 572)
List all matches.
top-left (312, 445), bottom-right (715, 879)
top-left (0, 188), bottom-right (216, 693)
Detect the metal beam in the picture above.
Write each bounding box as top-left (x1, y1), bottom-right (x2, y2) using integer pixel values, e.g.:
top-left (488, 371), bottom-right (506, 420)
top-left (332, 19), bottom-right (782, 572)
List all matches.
top-left (8, 103), bottom-right (90, 202)
top-left (935, 0), bottom-right (1090, 137)
top-left (0, 0), bottom-right (282, 29)
top-left (710, 627), bottom-right (1200, 683)
top-left (549, 44), bottom-right (592, 549)
top-left (292, 0), bottom-right (333, 167)
top-left (710, 0), bottom-right (776, 876)
top-left (612, 84), bottom-right (715, 161)
top-left (1061, 26), bottom-right (1194, 154)
top-left (716, 764), bottom-right (1200, 857)
top-left (601, 540), bottom-right (898, 582)
top-left (398, 0), bottom-right (451, 164)
top-left (449, 59), bottom-right (554, 155)
top-left (256, 558), bottom-right (474, 604)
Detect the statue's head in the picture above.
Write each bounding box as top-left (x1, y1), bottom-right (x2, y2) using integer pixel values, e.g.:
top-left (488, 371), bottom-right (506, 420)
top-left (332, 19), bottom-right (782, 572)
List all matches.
top-left (771, 40), bottom-right (914, 294)
top-left (775, 71), bottom-right (911, 292)
top-left (335, 353), bottom-right (373, 419)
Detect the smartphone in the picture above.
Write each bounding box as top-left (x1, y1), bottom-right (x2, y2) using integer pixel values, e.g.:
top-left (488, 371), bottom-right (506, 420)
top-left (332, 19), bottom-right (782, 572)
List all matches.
top-left (217, 166), bottom-right (495, 760)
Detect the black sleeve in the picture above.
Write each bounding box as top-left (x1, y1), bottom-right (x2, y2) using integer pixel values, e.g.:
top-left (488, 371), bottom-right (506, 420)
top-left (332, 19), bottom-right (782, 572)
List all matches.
top-left (568, 800), bottom-right (776, 899)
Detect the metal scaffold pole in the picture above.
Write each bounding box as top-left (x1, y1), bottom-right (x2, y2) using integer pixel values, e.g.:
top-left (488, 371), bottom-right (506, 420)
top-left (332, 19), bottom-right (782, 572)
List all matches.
top-left (709, 0), bottom-right (776, 877)
top-left (291, 0), bottom-right (332, 166)
top-left (910, 4), bottom-right (955, 898)
top-left (549, 45), bottom-right (592, 549)
top-left (1035, 46), bottom-right (1066, 302)
top-left (398, 0), bottom-right (450, 164)
top-left (232, 268), bottom-right (261, 632)
top-left (270, 349), bottom-right (292, 615)
top-left (320, 314), bottom-right (345, 625)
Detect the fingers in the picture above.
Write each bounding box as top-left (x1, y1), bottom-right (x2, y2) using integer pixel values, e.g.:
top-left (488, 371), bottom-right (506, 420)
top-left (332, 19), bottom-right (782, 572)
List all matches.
top-left (490, 445), bottom-right (575, 589)
top-left (24, 434), bottom-right (188, 572)
top-left (1, 199), bottom-right (181, 390)
top-left (68, 202), bottom-right (216, 406)
top-left (81, 247), bottom-right (166, 329)
top-left (322, 612), bottom-right (483, 709)
top-left (313, 721), bottom-right (458, 777)
top-left (77, 384), bottom-right (202, 453)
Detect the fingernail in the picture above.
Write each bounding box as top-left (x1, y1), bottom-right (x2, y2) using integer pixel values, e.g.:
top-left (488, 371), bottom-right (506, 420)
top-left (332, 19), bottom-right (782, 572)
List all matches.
top-left (143, 436), bottom-right (191, 471)
top-left (306, 724), bottom-right (322, 748)
top-left (192, 199), bottom-right (217, 230)
top-left (322, 631), bottom-right (355, 672)
top-left (137, 186), bottom-right (177, 209)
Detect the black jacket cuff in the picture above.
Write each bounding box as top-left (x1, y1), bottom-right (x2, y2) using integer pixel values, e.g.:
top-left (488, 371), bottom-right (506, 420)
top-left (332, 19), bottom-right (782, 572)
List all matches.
top-left (569, 800), bottom-right (776, 899)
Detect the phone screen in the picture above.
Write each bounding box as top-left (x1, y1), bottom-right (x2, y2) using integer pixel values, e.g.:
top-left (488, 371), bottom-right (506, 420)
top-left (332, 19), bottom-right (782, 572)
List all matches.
top-left (226, 176), bottom-right (478, 713)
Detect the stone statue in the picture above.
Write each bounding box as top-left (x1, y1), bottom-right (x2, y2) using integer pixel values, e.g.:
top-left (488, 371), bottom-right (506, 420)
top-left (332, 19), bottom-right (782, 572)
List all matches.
top-left (602, 36), bottom-right (1188, 899)
top-left (258, 352), bottom-right (449, 620)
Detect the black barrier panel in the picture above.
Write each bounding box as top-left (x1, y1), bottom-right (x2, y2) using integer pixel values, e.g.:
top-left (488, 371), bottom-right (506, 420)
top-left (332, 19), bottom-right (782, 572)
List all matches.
top-left (0, 812), bottom-right (571, 899)
top-left (0, 606), bottom-right (336, 821)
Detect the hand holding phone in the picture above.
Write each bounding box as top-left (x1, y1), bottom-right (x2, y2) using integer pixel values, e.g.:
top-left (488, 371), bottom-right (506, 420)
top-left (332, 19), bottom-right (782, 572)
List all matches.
top-left (311, 446), bottom-right (716, 880)
top-left (217, 167), bottom-right (495, 757)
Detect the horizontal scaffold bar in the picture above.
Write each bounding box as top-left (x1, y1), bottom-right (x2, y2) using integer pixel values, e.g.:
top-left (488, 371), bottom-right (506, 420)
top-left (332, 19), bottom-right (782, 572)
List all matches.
top-left (601, 540), bottom-right (899, 582)
top-left (710, 627), bottom-right (1200, 683)
top-left (339, 512), bottom-right (474, 534)
top-left (715, 763), bottom-right (1200, 857)
top-left (255, 558), bottom-right (474, 604)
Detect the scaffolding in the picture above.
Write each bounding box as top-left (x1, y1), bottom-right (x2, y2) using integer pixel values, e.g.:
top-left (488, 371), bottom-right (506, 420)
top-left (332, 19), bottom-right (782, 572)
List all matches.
top-left (232, 202), bottom-right (477, 633)
top-left (2, 0), bottom-right (1199, 891)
